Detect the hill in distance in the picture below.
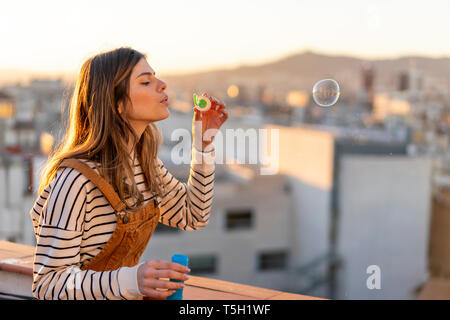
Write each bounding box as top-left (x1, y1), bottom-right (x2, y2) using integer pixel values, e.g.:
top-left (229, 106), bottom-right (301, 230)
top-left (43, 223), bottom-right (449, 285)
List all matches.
top-left (163, 51), bottom-right (450, 97)
top-left (1, 51), bottom-right (449, 95)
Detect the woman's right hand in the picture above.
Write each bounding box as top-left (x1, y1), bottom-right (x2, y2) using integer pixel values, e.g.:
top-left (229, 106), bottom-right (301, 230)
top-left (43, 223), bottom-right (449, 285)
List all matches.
top-left (192, 93), bottom-right (228, 151)
top-left (137, 260), bottom-right (190, 299)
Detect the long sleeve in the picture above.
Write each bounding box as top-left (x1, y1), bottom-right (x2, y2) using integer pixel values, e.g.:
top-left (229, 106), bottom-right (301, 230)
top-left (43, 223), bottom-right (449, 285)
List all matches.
top-left (31, 167), bottom-right (141, 300)
top-left (158, 143), bottom-right (215, 231)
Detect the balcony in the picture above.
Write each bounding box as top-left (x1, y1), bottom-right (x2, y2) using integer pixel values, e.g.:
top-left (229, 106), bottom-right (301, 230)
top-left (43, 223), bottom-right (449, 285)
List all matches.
top-left (0, 240), bottom-right (322, 300)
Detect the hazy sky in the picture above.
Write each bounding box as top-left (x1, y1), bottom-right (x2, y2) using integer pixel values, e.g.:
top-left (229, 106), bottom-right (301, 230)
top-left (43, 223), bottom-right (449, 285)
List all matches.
top-left (1, 0), bottom-right (449, 76)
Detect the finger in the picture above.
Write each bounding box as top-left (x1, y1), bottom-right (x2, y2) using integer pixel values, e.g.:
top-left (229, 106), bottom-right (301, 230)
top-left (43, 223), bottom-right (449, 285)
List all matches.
top-left (216, 104), bottom-right (226, 112)
top-left (217, 98), bottom-right (225, 107)
top-left (154, 269), bottom-right (190, 281)
top-left (148, 279), bottom-right (184, 290)
top-left (216, 99), bottom-right (226, 111)
top-left (212, 96), bottom-right (221, 107)
top-left (213, 100), bottom-right (221, 111)
top-left (144, 288), bottom-right (176, 300)
top-left (156, 260), bottom-right (190, 273)
top-left (148, 260), bottom-right (190, 273)
top-left (220, 110), bottom-right (229, 121)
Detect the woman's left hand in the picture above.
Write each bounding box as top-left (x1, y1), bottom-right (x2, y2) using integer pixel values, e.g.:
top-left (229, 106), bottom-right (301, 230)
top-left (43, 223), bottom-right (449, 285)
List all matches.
top-left (192, 93), bottom-right (229, 151)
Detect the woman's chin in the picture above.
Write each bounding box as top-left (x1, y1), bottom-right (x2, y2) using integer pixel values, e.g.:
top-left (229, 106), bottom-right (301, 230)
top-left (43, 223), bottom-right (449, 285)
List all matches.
top-left (158, 109), bottom-right (170, 120)
top-left (145, 110), bottom-right (170, 123)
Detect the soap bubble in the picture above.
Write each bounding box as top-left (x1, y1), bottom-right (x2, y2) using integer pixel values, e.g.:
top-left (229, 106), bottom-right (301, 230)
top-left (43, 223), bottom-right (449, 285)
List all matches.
top-left (312, 79), bottom-right (340, 107)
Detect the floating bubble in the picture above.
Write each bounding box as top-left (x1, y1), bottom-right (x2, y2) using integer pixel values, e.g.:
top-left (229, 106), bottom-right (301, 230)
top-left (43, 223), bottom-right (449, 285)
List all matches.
top-left (312, 79), bottom-right (340, 107)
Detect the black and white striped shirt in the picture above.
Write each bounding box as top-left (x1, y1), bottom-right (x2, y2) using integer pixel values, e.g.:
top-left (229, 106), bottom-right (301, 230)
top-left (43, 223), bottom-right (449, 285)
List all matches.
top-left (30, 145), bottom-right (215, 300)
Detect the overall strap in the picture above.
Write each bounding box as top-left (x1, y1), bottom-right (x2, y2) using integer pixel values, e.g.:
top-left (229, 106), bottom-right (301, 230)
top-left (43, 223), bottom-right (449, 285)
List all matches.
top-left (58, 159), bottom-right (126, 213)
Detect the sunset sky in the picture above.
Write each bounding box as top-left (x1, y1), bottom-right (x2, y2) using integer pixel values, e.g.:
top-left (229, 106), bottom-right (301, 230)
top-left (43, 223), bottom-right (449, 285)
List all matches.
top-left (1, 0), bottom-right (449, 76)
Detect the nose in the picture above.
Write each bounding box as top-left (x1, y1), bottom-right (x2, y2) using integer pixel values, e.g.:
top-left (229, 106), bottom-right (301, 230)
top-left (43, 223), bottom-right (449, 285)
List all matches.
top-left (159, 80), bottom-right (167, 92)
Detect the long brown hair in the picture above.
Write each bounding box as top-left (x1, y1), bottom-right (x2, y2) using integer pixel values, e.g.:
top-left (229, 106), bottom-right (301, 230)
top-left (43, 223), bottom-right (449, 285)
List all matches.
top-left (38, 47), bottom-right (165, 212)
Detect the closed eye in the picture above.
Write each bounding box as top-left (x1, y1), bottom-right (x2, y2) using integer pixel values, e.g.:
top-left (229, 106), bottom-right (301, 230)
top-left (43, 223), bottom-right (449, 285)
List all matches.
top-left (141, 82), bottom-right (150, 86)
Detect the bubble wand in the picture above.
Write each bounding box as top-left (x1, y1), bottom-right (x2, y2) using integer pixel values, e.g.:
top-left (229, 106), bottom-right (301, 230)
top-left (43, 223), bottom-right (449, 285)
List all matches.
top-left (193, 93), bottom-right (212, 112)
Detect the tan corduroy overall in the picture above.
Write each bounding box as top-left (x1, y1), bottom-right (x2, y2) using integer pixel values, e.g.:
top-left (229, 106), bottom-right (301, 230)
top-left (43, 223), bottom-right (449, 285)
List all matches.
top-left (59, 159), bottom-right (160, 276)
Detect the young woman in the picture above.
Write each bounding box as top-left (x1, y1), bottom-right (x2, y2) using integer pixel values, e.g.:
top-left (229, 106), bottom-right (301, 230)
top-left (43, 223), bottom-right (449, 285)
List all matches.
top-left (30, 47), bottom-right (228, 300)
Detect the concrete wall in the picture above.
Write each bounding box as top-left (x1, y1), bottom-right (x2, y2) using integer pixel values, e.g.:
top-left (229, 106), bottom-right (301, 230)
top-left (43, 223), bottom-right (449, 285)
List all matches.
top-left (336, 155), bottom-right (432, 299)
top-left (0, 162), bottom-right (24, 240)
top-left (0, 160), bottom-right (36, 245)
top-left (270, 125), bottom-right (334, 297)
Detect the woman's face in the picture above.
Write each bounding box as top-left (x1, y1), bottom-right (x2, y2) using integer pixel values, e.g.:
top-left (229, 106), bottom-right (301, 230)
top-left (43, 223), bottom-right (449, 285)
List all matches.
top-left (118, 58), bottom-right (169, 132)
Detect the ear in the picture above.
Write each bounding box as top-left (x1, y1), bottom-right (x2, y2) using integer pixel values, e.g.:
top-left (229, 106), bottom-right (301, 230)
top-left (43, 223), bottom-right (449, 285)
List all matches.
top-left (117, 101), bottom-right (124, 115)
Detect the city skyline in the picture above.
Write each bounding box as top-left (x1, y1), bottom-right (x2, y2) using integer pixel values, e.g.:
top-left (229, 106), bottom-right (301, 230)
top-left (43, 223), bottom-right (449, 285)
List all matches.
top-left (1, 0), bottom-right (449, 77)
top-left (0, 1), bottom-right (448, 298)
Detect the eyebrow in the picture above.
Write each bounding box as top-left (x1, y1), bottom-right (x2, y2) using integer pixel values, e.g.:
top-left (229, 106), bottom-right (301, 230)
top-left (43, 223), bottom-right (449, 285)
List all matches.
top-left (136, 71), bottom-right (156, 79)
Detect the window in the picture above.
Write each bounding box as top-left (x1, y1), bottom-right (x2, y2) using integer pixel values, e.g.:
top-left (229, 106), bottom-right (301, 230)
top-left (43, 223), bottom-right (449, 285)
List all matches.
top-left (225, 209), bottom-right (253, 231)
top-left (257, 250), bottom-right (288, 271)
top-left (188, 254), bottom-right (217, 275)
